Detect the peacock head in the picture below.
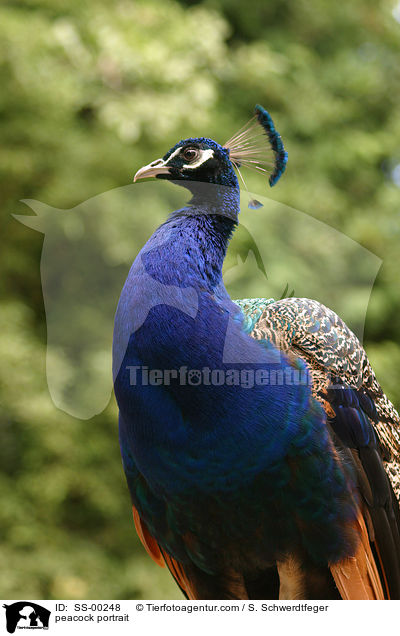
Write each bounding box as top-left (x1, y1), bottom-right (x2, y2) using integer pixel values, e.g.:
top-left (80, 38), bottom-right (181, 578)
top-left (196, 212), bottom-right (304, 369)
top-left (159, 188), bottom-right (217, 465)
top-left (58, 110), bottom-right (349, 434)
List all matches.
top-left (134, 137), bottom-right (238, 189)
top-left (133, 105), bottom-right (288, 200)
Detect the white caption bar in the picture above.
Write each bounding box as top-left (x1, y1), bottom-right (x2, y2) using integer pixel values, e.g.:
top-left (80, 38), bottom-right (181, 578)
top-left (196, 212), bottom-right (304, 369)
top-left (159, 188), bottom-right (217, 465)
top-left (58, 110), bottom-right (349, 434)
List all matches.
top-left (1, 599), bottom-right (397, 636)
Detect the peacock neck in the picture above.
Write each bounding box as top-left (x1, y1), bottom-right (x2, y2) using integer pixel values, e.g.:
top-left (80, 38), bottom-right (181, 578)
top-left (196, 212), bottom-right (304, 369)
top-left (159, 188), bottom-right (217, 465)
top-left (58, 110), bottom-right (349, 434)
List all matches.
top-left (150, 182), bottom-right (240, 291)
top-left (185, 180), bottom-right (240, 222)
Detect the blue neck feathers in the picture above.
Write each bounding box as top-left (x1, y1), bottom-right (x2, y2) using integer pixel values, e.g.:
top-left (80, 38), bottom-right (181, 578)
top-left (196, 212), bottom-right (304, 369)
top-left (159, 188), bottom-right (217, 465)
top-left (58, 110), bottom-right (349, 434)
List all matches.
top-left (142, 181), bottom-right (240, 291)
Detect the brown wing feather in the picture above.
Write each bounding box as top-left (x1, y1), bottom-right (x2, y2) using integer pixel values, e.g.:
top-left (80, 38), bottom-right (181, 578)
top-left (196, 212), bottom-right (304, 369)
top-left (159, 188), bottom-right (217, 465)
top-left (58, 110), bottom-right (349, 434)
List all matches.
top-left (247, 297), bottom-right (400, 500)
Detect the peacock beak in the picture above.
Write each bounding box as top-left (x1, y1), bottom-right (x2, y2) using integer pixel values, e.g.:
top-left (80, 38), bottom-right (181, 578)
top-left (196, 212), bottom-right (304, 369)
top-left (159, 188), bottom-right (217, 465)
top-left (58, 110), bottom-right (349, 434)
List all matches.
top-left (133, 159), bottom-right (171, 182)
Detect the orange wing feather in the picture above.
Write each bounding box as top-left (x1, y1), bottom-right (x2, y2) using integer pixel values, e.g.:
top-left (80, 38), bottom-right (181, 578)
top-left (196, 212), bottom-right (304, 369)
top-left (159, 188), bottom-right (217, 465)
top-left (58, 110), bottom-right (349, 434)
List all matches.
top-left (132, 506), bottom-right (197, 599)
top-left (330, 509), bottom-right (385, 599)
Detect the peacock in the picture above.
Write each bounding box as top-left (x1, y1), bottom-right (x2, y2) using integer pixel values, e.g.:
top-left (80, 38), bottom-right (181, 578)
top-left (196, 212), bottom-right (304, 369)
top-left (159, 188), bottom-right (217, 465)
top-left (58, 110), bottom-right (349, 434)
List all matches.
top-left (113, 105), bottom-right (400, 600)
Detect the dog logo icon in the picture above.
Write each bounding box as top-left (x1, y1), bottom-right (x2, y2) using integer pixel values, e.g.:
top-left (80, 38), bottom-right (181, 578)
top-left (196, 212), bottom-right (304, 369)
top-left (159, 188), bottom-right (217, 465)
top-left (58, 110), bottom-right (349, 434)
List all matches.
top-left (2, 602), bottom-right (50, 633)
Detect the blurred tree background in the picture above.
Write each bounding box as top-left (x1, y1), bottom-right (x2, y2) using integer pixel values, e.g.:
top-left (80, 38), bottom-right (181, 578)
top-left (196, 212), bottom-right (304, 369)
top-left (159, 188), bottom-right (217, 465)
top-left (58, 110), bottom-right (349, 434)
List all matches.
top-left (1, 0), bottom-right (400, 599)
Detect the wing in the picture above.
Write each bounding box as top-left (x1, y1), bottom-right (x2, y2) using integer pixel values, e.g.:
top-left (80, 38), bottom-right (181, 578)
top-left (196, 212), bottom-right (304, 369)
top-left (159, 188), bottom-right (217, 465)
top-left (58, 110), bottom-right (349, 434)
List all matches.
top-left (235, 296), bottom-right (400, 599)
top-left (131, 505), bottom-right (250, 599)
top-left (132, 505), bottom-right (196, 599)
top-left (235, 297), bottom-right (400, 495)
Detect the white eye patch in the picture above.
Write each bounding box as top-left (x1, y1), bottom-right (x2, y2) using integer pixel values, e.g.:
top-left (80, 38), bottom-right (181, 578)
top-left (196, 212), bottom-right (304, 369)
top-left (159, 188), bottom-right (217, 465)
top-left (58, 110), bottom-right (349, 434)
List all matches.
top-left (164, 147), bottom-right (214, 169)
top-left (182, 148), bottom-right (214, 169)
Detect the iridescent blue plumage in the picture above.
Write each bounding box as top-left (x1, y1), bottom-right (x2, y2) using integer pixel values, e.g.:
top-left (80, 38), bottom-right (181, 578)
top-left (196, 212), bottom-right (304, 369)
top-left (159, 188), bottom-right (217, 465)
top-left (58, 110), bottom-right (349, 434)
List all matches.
top-left (114, 207), bottom-right (359, 575)
top-left (114, 112), bottom-right (400, 599)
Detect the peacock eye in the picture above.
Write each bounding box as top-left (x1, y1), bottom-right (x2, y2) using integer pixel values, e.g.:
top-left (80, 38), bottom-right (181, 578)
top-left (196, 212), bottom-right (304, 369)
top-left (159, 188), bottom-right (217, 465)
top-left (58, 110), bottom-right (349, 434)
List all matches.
top-left (182, 147), bottom-right (199, 162)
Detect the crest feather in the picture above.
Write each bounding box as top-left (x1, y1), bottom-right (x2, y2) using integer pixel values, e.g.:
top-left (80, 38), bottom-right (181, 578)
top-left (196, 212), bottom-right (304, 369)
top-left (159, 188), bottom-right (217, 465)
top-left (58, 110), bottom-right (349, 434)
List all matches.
top-left (223, 105), bottom-right (288, 188)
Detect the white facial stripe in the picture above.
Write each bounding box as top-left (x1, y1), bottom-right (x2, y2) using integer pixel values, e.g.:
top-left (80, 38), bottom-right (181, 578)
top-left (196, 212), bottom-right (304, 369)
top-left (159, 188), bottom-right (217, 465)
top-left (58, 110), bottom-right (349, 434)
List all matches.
top-left (164, 147), bottom-right (182, 165)
top-left (182, 148), bottom-right (214, 170)
top-left (164, 147), bottom-right (215, 169)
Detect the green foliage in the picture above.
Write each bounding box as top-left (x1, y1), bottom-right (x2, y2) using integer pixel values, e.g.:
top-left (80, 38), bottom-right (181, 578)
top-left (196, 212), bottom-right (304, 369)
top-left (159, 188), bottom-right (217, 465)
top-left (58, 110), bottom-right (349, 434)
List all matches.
top-left (1, 0), bottom-right (400, 599)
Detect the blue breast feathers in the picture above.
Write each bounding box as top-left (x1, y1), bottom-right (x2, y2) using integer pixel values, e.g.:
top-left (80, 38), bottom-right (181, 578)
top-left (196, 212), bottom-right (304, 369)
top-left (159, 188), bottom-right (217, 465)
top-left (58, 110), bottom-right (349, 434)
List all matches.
top-left (114, 220), bottom-right (332, 501)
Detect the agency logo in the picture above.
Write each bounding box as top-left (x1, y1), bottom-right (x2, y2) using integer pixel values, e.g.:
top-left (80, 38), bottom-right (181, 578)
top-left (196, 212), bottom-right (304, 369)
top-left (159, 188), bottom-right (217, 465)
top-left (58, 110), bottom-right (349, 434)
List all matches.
top-left (2, 602), bottom-right (50, 634)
